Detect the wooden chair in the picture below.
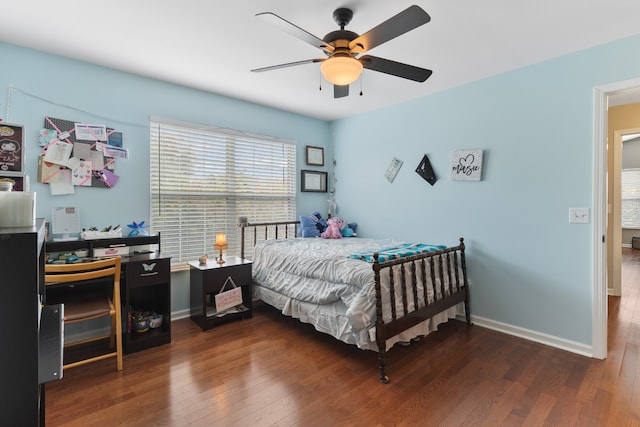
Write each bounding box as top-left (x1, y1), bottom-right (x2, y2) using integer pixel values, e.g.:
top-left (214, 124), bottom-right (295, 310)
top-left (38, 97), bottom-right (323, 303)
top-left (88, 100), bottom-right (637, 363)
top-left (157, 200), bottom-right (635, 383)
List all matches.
top-left (45, 257), bottom-right (123, 371)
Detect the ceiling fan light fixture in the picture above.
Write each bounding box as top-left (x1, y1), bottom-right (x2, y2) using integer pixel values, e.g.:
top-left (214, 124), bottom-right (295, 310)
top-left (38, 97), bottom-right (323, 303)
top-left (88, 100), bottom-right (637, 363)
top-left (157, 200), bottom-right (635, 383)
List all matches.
top-left (321, 56), bottom-right (363, 86)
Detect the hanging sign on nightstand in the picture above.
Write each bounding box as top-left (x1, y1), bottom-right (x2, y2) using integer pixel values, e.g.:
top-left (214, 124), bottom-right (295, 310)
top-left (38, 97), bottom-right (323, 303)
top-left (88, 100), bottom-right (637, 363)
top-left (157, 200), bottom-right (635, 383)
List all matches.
top-left (215, 276), bottom-right (243, 313)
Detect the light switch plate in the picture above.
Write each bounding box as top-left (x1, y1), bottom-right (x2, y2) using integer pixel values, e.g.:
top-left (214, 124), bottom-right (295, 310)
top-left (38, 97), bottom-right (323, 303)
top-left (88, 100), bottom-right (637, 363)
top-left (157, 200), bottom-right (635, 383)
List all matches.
top-left (569, 207), bottom-right (590, 224)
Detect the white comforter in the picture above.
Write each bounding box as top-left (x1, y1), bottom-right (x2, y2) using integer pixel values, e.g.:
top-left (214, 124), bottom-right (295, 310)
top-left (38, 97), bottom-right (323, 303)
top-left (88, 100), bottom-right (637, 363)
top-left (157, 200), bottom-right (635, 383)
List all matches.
top-left (252, 238), bottom-right (459, 350)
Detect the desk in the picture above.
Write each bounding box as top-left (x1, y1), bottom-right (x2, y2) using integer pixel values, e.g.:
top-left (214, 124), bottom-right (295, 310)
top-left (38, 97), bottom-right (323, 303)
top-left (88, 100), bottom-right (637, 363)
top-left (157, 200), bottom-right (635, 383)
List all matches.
top-left (46, 235), bottom-right (171, 354)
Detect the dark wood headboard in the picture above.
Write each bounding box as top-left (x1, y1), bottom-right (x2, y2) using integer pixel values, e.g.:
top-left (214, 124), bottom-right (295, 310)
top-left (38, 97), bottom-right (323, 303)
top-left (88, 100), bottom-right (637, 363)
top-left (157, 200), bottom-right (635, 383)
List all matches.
top-left (238, 220), bottom-right (299, 260)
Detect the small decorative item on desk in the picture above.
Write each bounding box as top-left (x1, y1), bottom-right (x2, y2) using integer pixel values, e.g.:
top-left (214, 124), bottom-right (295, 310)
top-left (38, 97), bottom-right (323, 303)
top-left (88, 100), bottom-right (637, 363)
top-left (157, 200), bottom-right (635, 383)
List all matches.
top-left (198, 254), bottom-right (208, 265)
top-left (127, 220), bottom-right (149, 237)
top-left (214, 232), bottom-right (228, 264)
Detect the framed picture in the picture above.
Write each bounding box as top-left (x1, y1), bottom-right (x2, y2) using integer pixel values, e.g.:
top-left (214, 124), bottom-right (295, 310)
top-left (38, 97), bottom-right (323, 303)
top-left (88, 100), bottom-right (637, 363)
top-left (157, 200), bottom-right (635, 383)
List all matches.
top-left (0, 123), bottom-right (25, 174)
top-left (301, 170), bottom-right (328, 192)
top-left (305, 145), bottom-right (324, 166)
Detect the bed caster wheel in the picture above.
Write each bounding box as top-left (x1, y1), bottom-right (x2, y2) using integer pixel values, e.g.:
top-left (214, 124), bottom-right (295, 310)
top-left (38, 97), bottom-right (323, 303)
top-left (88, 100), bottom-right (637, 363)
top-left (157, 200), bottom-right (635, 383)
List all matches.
top-left (380, 375), bottom-right (390, 384)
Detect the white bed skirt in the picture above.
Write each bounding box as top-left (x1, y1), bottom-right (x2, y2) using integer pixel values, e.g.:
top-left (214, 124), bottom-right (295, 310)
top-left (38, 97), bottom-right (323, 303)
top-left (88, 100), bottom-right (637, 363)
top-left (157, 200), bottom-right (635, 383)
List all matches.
top-left (254, 283), bottom-right (460, 352)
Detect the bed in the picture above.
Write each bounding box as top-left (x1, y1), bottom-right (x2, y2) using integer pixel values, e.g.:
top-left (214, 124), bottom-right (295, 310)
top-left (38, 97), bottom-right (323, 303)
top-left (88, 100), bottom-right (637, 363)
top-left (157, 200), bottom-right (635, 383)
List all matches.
top-left (239, 220), bottom-right (471, 383)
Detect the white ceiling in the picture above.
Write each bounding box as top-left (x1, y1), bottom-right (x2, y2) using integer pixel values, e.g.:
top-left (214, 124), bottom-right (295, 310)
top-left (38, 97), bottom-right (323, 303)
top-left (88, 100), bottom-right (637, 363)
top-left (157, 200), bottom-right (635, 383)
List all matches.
top-left (2, 0), bottom-right (640, 121)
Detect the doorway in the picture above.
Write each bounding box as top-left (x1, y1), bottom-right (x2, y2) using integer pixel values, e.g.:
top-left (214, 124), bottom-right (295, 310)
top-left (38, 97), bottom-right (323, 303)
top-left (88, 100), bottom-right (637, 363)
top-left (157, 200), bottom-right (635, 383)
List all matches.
top-left (612, 129), bottom-right (640, 298)
top-left (594, 77), bottom-right (640, 359)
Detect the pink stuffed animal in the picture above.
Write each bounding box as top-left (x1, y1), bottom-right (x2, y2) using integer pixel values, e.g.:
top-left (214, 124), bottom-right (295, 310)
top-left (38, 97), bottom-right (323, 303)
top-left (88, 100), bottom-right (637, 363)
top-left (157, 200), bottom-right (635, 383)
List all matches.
top-left (321, 217), bottom-right (344, 239)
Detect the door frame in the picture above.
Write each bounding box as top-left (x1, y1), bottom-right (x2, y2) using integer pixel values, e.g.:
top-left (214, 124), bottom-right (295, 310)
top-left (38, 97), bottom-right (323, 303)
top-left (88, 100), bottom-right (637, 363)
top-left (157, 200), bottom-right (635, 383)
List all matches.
top-left (593, 76), bottom-right (640, 359)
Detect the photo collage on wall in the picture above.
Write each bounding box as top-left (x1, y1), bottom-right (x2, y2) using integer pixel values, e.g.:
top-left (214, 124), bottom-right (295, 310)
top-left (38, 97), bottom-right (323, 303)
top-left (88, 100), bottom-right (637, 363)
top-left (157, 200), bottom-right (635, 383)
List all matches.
top-left (38, 116), bottom-right (127, 195)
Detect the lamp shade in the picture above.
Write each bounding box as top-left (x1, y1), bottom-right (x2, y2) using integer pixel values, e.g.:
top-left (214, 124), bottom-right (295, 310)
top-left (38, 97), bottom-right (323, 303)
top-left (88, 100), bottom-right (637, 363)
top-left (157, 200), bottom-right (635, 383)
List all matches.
top-left (320, 56), bottom-right (363, 86)
top-left (214, 232), bottom-right (228, 250)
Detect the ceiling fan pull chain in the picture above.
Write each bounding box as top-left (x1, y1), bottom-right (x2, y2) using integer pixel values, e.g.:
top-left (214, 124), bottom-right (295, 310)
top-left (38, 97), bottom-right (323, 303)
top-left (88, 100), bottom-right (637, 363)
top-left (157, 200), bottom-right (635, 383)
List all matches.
top-left (319, 69), bottom-right (323, 91)
top-left (360, 74), bottom-right (363, 96)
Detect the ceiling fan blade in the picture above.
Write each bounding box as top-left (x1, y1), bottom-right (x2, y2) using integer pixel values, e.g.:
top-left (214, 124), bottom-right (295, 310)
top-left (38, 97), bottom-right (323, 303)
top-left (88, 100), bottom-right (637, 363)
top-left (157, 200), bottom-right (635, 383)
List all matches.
top-left (360, 55), bottom-right (432, 82)
top-left (334, 85), bottom-right (349, 98)
top-left (349, 5), bottom-right (430, 53)
top-left (251, 58), bottom-right (324, 73)
top-left (256, 12), bottom-right (334, 52)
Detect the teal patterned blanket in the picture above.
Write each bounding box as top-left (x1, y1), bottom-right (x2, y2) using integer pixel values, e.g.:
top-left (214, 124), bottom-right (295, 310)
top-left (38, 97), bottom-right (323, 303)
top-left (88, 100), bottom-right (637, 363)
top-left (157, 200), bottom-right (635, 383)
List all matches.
top-left (348, 243), bottom-right (446, 263)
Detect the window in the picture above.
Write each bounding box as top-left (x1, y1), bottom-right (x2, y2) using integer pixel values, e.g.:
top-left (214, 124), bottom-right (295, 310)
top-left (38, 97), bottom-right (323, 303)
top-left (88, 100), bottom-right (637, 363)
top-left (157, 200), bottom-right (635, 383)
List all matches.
top-left (150, 118), bottom-right (296, 267)
top-left (622, 168), bottom-right (640, 229)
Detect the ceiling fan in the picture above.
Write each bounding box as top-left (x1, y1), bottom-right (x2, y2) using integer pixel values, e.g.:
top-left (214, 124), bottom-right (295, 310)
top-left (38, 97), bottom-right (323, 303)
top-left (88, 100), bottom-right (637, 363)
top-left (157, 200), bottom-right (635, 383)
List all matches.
top-left (251, 5), bottom-right (433, 98)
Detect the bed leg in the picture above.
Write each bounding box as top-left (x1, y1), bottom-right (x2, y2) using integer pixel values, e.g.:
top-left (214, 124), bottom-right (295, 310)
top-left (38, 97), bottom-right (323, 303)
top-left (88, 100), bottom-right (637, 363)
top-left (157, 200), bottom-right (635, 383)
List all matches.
top-left (465, 301), bottom-right (472, 325)
top-left (378, 350), bottom-right (390, 384)
top-left (459, 238), bottom-right (472, 326)
top-left (463, 286), bottom-right (472, 325)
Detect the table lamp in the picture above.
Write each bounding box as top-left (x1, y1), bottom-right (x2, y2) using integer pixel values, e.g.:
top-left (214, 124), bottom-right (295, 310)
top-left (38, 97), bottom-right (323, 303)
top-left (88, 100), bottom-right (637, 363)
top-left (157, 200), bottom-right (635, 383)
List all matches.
top-left (214, 232), bottom-right (228, 264)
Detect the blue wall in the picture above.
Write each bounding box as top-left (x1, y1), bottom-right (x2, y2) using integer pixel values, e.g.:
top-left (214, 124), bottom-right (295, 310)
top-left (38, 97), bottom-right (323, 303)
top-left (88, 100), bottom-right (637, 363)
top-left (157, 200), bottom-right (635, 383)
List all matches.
top-left (4, 32), bottom-right (640, 351)
top-left (0, 42), bottom-right (331, 227)
top-left (331, 33), bottom-right (640, 347)
top-left (0, 42), bottom-right (331, 314)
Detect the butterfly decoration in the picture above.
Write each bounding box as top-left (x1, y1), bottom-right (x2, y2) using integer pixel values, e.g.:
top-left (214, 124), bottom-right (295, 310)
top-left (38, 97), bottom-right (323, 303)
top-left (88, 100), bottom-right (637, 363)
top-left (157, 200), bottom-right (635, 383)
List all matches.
top-left (142, 263), bottom-right (156, 272)
top-left (127, 220), bottom-right (150, 237)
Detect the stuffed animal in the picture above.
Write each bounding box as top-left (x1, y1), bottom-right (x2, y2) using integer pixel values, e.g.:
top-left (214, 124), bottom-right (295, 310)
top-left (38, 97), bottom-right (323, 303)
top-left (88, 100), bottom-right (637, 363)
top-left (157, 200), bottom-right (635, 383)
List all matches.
top-left (299, 211), bottom-right (329, 237)
top-left (341, 222), bottom-right (357, 237)
top-left (321, 217), bottom-right (344, 239)
top-left (310, 211), bottom-right (328, 233)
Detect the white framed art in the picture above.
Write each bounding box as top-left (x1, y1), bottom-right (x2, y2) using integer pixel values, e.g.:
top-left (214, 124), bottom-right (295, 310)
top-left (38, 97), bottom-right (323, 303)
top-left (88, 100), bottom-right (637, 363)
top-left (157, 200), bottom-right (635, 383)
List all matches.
top-left (451, 149), bottom-right (483, 181)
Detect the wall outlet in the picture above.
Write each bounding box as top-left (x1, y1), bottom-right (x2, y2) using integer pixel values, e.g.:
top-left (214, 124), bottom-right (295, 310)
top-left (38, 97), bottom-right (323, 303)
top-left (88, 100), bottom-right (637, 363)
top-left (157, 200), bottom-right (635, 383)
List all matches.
top-left (569, 208), bottom-right (590, 224)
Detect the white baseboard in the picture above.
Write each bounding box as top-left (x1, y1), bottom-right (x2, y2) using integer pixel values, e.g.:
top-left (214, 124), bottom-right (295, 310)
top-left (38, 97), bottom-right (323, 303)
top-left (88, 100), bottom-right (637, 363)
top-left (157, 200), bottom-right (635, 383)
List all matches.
top-left (69, 310), bottom-right (594, 360)
top-left (170, 308), bottom-right (191, 321)
top-left (470, 314), bottom-right (594, 358)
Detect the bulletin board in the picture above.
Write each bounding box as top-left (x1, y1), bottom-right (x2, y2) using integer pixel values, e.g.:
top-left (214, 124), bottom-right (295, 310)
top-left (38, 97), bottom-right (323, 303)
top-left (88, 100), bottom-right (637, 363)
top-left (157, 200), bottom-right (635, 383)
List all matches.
top-left (38, 116), bottom-right (126, 191)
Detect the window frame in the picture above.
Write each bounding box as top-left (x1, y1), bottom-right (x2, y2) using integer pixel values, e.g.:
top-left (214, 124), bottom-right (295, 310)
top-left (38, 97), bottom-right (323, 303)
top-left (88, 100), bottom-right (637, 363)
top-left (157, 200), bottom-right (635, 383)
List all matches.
top-left (150, 118), bottom-right (297, 269)
top-left (622, 168), bottom-right (640, 229)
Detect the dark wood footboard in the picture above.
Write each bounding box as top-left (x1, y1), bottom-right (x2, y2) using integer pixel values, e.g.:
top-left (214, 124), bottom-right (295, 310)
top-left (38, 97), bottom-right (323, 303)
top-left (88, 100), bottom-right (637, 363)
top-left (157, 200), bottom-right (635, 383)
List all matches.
top-left (372, 238), bottom-right (470, 383)
top-left (238, 219), bottom-right (471, 384)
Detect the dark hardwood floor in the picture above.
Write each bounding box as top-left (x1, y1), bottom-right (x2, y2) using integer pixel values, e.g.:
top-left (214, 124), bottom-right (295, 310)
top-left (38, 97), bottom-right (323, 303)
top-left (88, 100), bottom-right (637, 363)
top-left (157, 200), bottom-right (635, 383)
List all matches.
top-left (46, 251), bottom-right (640, 426)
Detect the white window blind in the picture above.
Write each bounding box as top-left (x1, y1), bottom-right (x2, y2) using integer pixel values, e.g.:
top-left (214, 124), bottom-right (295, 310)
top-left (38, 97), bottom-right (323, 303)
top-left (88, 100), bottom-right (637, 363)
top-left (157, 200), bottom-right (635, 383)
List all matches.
top-left (150, 119), bottom-right (296, 267)
top-left (622, 168), bottom-right (640, 229)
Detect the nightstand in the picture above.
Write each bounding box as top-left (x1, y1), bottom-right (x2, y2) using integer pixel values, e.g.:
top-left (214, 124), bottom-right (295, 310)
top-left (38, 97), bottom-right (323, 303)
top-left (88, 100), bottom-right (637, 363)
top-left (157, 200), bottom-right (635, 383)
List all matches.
top-left (188, 257), bottom-right (253, 331)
